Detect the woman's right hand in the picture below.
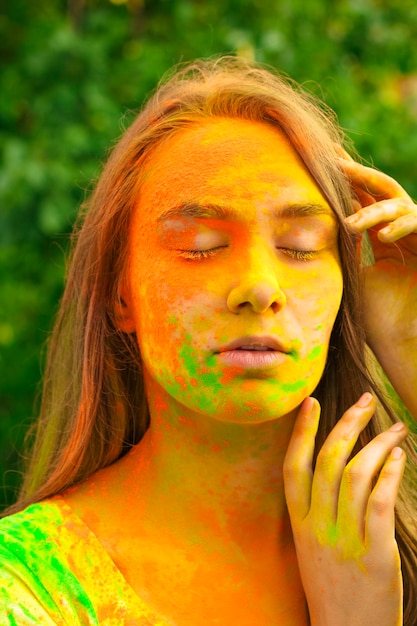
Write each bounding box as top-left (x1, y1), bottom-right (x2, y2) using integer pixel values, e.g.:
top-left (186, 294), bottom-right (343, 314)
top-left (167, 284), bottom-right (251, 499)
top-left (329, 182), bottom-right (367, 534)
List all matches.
top-left (283, 393), bottom-right (407, 626)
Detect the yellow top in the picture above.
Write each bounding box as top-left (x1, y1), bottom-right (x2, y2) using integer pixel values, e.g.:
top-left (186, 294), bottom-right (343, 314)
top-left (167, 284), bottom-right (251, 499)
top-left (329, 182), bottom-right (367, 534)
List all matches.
top-left (0, 498), bottom-right (170, 625)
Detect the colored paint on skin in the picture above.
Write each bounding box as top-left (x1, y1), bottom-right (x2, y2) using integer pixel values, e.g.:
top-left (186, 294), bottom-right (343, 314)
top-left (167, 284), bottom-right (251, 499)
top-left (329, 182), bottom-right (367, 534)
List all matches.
top-left (220, 365), bottom-right (246, 385)
top-left (126, 114), bottom-right (340, 420)
top-left (179, 341), bottom-right (223, 408)
top-left (279, 379), bottom-right (309, 393)
top-left (316, 522), bottom-right (337, 549)
top-left (42, 118), bottom-right (344, 624)
top-left (174, 374), bottom-right (188, 390)
top-left (0, 499), bottom-right (171, 622)
top-left (316, 521), bottom-right (368, 573)
top-left (307, 345), bottom-right (323, 361)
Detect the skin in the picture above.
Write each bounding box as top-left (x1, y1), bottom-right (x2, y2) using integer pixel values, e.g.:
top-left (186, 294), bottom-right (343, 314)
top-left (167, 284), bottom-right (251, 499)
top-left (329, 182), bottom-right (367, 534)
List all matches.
top-left (284, 395), bottom-right (407, 626)
top-left (63, 119), bottom-right (415, 625)
top-left (123, 118), bottom-right (343, 423)
top-left (339, 151), bottom-right (417, 419)
top-left (285, 153), bottom-right (417, 626)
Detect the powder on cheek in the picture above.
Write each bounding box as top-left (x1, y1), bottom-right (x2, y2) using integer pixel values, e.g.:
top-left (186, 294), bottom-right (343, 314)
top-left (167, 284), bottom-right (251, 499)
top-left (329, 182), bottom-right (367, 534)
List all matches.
top-left (128, 120), bottom-right (344, 423)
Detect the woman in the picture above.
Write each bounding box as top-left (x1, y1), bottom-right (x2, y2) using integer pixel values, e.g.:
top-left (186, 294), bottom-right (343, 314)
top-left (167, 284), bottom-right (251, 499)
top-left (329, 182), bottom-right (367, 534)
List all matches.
top-left (1, 56), bottom-right (417, 625)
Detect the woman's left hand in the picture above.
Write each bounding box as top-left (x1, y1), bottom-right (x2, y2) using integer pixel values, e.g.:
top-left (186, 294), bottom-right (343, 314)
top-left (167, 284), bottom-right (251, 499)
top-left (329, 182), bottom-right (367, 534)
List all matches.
top-left (338, 154), bottom-right (417, 418)
top-left (283, 394), bottom-right (407, 626)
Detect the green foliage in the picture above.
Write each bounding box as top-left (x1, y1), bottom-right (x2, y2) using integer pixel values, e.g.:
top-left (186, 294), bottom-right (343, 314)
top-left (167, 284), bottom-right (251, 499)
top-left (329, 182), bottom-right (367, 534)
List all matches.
top-left (1, 0), bottom-right (417, 508)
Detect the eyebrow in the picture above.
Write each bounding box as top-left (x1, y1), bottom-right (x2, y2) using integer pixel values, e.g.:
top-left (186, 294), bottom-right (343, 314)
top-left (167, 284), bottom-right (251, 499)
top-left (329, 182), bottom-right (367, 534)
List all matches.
top-left (156, 201), bottom-right (336, 223)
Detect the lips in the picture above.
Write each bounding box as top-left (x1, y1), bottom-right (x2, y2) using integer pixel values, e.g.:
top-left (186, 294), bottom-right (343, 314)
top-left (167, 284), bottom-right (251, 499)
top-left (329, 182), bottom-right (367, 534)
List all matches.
top-left (237, 346), bottom-right (274, 351)
top-left (216, 336), bottom-right (290, 370)
top-left (217, 335), bottom-right (289, 354)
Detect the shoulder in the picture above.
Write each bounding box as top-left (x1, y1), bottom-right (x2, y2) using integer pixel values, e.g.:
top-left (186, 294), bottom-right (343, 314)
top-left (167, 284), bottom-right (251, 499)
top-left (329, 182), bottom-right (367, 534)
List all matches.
top-left (0, 498), bottom-right (98, 624)
top-left (0, 498), bottom-right (166, 625)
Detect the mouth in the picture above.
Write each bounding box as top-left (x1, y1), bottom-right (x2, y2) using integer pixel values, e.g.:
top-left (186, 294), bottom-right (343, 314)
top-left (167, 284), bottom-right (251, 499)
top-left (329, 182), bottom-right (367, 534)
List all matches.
top-left (216, 336), bottom-right (290, 370)
top-left (217, 335), bottom-right (289, 354)
top-left (232, 346), bottom-right (274, 351)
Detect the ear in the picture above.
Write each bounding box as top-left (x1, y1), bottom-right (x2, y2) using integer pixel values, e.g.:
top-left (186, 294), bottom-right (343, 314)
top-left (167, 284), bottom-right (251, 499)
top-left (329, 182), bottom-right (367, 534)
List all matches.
top-left (114, 286), bottom-right (136, 334)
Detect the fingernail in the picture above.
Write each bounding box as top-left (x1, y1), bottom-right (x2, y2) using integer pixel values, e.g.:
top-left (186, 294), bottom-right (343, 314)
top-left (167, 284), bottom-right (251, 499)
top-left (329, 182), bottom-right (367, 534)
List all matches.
top-left (380, 225), bottom-right (393, 235)
top-left (357, 392), bottom-right (373, 407)
top-left (302, 397), bottom-right (314, 413)
top-left (391, 447), bottom-right (403, 460)
top-left (345, 214), bottom-right (359, 224)
top-left (389, 422), bottom-right (405, 432)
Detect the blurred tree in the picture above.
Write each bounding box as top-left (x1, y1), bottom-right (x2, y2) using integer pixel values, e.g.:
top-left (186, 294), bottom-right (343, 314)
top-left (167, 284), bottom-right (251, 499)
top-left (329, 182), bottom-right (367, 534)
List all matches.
top-left (1, 0), bottom-right (416, 509)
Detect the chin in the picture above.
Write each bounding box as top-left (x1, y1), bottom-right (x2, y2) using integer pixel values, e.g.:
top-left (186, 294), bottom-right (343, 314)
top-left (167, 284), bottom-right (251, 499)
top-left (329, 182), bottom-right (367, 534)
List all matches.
top-left (186, 392), bottom-right (304, 425)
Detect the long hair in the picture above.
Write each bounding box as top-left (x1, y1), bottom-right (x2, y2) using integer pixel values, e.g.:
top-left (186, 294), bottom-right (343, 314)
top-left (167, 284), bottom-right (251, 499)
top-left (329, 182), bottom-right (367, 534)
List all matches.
top-left (7, 56), bottom-right (417, 623)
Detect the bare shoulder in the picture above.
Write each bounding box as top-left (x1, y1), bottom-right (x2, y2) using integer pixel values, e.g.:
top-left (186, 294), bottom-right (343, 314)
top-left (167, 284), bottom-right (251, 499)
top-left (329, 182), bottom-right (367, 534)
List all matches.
top-left (62, 460), bottom-right (130, 541)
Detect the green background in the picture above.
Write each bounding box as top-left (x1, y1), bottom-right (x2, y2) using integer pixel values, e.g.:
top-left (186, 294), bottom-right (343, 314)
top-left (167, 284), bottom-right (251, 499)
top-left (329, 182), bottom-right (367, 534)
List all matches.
top-left (1, 0), bottom-right (417, 510)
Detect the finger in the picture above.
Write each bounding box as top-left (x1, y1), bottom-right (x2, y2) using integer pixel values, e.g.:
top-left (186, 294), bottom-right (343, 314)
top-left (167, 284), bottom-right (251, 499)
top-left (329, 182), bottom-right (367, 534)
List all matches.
top-left (378, 212), bottom-right (417, 242)
top-left (344, 199), bottom-right (416, 233)
top-left (310, 393), bottom-right (375, 523)
top-left (334, 150), bottom-right (378, 207)
top-left (337, 422), bottom-right (408, 541)
top-left (365, 447), bottom-right (406, 552)
top-left (333, 144), bottom-right (355, 161)
top-left (283, 397), bottom-right (320, 520)
top-left (353, 188), bottom-right (377, 210)
top-left (337, 158), bottom-right (411, 201)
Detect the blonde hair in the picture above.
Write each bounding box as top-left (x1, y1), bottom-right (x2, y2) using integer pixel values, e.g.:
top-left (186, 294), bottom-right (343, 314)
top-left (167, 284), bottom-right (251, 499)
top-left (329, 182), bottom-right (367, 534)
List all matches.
top-left (8, 56), bottom-right (417, 623)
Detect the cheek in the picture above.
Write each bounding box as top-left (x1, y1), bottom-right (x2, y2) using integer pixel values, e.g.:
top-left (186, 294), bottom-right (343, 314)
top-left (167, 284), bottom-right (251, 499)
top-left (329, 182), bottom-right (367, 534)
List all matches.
top-left (300, 262), bottom-right (343, 317)
top-left (134, 285), bottom-right (226, 415)
top-left (132, 263), bottom-right (218, 365)
top-left (290, 263), bottom-right (343, 355)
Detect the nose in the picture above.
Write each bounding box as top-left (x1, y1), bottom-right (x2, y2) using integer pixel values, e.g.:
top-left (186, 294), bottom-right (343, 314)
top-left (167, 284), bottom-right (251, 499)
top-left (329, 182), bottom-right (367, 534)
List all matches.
top-left (226, 235), bottom-right (288, 315)
top-left (227, 278), bottom-right (286, 314)
top-left (226, 245), bottom-right (287, 316)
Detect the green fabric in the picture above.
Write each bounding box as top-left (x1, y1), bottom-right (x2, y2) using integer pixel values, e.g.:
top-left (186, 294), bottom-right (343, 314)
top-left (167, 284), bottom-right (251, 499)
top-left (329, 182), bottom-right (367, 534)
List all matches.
top-left (0, 499), bottom-right (168, 625)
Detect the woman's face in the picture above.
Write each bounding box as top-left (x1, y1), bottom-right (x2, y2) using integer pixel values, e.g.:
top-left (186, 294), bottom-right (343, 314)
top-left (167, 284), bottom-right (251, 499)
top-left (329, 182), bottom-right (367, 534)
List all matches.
top-left (122, 118), bottom-right (343, 422)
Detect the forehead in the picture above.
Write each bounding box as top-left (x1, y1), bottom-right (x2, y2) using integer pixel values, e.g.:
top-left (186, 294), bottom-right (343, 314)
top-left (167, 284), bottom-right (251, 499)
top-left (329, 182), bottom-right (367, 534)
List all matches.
top-left (137, 117), bottom-right (330, 219)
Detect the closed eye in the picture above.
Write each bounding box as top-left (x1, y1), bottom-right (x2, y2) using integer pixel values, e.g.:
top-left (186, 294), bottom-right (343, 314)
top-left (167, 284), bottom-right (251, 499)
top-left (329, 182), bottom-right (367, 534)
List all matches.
top-left (177, 246), bottom-right (227, 260)
top-left (277, 248), bottom-right (318, 261)
top-left (178, 247), bottom-right (319, 261)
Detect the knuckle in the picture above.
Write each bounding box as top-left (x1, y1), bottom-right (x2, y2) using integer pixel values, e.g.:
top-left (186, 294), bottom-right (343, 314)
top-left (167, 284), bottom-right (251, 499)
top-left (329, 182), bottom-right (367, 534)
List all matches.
top-left (282, 461), bottom-right (294, 480)
top-left (314, 451), bottom-right (334, 474)
top-left (283, 456), bottom-right (302, 478)
top-left (380, 464), bottom-right (400, 479)
top-left (344, 463), bottom-right (366, 482)
top-left (369, 492), bottom-right (391, 516)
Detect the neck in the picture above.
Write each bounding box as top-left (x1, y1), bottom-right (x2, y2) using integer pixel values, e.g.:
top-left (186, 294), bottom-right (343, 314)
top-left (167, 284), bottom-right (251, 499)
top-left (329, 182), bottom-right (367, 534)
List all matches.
top-left (65, 376), bottom-right (308, 623)
top-left (122, 375), bottom-right (299, 555)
